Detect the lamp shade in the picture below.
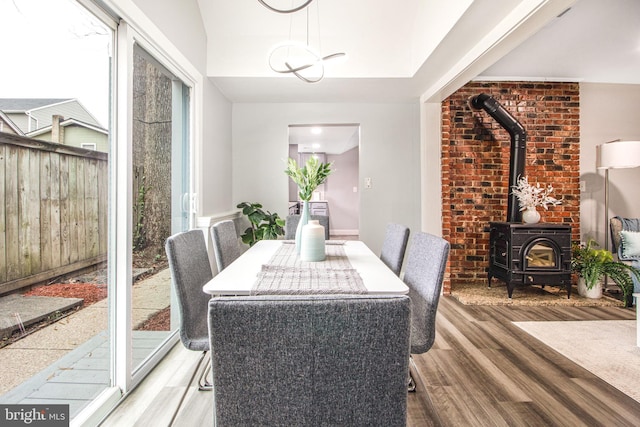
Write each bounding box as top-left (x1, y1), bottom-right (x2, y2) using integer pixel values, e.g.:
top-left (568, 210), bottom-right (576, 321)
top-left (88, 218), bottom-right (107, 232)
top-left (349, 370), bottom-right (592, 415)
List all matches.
top-left (596, 140), bottom-right (640, 169)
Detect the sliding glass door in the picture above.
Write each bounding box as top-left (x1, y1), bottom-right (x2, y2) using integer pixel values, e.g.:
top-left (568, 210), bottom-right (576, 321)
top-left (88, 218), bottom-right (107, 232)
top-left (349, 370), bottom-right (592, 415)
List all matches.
top-left (0, 0), bottom-right (198, 423)
top-left (128, 45), bottom-right (191, 375)
top-left (0, 0), bottom-right (115, 423)
top-left (113, 21), bottom-right (197, 400)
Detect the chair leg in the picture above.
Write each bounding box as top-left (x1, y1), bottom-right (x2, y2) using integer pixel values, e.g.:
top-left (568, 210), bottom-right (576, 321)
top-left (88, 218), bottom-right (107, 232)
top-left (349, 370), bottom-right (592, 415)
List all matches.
top-left (198, 351), bottom-right (213, 391)
top-left (408, 373), bottom-right (416, 392)
top-left (407, 355), bottom-right (417, 392)
top-left (169, 350), bottom-right (212, 424)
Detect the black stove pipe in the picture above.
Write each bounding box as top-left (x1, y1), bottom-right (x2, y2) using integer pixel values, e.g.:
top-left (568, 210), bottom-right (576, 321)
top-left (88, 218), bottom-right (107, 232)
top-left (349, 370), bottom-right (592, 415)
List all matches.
top-left (469, 93), bottom-right (527, 223)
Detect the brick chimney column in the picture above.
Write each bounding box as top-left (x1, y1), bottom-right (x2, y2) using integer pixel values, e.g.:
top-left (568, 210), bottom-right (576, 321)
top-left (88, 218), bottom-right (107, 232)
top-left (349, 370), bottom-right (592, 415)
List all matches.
top-left (51, 115), bottom-right (64, 144)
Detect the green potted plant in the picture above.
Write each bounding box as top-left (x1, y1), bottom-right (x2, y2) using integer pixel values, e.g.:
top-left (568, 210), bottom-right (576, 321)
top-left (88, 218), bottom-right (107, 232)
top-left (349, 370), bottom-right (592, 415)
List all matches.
top-left (571, 239), bottom-right (640, 305)
top-left (237, 202), bottom-right (285, 246)
top-left (284, 156), bottom-right (332, 252)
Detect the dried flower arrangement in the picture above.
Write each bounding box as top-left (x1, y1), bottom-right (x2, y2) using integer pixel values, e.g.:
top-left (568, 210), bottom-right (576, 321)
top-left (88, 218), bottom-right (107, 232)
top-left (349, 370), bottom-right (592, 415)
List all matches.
top-left (511, 175), bottom-right (561, 210)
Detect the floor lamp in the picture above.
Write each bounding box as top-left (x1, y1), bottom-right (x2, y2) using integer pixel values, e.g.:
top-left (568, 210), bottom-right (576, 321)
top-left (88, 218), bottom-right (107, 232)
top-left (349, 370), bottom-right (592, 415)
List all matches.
top-left (596, 140), bottom-right (640, 288)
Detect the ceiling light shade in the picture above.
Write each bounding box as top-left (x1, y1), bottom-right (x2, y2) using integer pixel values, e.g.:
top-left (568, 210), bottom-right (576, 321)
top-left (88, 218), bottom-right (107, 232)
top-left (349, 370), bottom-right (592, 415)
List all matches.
top-left (260, 0), bottom-right (346, 83)
top-left (268, 42), bottom-right (325, 83)
top-left (596, 140), bottom-right (640, 257)
top-left (258, 0), bottom-right (314, 14)
top-left (268, 42), bottom-right (345, 83)
top-left (596, 140), bottom-right (640, 169)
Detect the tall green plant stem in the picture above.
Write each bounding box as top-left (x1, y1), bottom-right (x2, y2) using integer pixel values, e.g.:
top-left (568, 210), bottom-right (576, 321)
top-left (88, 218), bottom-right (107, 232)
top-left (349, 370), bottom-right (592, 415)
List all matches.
top-left (284, 156), bottom-right (332, 201)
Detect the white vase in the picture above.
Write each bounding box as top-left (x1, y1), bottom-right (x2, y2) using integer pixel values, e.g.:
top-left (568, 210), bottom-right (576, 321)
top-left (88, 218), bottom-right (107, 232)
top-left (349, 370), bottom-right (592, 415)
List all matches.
top-left (577, 277), bottom-right (603, 299)
top-left (522, 206), bottom-right (541, 224)
top-left (300, 220), bottom-right (326, 262)
top-left (295, 200), bottom-right (310, 254)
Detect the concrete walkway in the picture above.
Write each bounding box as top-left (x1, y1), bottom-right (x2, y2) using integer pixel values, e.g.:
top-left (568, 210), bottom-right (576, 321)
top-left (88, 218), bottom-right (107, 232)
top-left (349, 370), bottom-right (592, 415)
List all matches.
top-left (0, 268), bottom-right (172, 396)
top-left (0, 294), bottom-right (83, 339)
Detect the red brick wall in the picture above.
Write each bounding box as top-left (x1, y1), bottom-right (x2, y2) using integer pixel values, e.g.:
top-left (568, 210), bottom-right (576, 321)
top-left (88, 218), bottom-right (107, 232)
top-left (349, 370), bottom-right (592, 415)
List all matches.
top-left (441, 81), bottom-right (581, 294)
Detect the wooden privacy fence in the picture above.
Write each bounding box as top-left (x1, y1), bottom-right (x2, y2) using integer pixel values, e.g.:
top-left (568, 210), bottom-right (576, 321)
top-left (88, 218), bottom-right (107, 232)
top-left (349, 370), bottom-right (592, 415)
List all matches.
top-left (0, 133), bottom-right (108, 295)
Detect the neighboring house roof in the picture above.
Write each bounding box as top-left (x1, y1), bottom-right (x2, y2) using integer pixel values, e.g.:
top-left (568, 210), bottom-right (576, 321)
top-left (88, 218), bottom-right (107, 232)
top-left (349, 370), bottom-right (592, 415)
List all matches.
top-left (26, 117), bottom-right (108, 137)
top-left (0, 110), bottom-right (23, 134)
top-left (0, 98), bottom-right (73, 112)
top-left (0, 98), bottom-right (103, 133)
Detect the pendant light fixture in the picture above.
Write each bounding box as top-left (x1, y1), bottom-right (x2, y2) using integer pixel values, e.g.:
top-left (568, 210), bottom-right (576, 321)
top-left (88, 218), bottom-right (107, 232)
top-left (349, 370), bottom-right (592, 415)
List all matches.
top-left (258, 0), bottom-right (314, 14)
top-left (259, 0), bottom-right (346, 83)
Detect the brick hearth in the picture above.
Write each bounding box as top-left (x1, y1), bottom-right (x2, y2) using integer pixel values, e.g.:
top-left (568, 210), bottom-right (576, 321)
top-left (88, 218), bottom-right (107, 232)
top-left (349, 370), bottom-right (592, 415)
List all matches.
top-left (441, 81), bottom-right (581, 294)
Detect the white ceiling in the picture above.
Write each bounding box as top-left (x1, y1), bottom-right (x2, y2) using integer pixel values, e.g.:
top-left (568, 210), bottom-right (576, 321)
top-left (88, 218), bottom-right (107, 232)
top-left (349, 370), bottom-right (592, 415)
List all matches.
top-left (199, 0), bottom-right (640, 147)
top-left (200, 0), bottom-right (640, 104)
top-left (202, 0), bottom-right (474, 78)
top-left (199, 0), bottom-right (521, 103)
top-left (477, 0), bottom-right (640, 83)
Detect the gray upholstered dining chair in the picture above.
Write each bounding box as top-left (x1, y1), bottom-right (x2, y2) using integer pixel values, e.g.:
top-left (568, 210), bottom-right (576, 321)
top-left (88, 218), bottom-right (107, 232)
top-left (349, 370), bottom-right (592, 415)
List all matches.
top-left (380, 223), bottom-right (410, 276)
top-left (207, 294), bottom-right (411, 426)
top-left (211, 220), bottom-right (245, 272)
top-left (284, 214), bottom-right (330, 240)
top-left (402, 231), bottom-right (450, 391)
top-left (165, 229), bottom-right (213, 390)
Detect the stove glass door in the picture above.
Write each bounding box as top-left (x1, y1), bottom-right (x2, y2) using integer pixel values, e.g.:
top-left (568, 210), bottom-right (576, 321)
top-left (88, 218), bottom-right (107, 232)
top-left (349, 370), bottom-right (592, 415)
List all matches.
top-left (526, 242), bottom-right (557, 268)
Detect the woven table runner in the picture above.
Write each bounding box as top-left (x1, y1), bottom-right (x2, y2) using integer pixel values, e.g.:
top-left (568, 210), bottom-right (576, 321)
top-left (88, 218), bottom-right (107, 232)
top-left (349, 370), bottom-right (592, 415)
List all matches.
top-left (269, 241), bottom-right (352, 269)
top-left (251, 242), bottom-right (367, 295)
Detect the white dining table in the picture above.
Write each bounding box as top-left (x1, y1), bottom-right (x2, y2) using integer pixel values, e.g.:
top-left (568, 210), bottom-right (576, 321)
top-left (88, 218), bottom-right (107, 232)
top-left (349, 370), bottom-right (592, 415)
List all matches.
top-left (203, 239), bottom-right (409, 295)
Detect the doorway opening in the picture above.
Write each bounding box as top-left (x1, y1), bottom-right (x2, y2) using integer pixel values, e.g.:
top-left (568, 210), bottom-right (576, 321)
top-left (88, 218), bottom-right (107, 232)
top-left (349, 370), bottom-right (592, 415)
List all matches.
top-left (287, 124), bottom-right (360, 238)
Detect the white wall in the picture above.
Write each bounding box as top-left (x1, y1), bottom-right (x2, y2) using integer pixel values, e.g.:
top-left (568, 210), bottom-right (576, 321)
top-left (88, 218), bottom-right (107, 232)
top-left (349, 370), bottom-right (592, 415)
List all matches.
top-left (200, 80), bottom-right (233, 215)
top-left (131, 0), bottom-right (207, 72)
top-left (232, 102), bottom-right (421, 254)
top-left (580, 83), bottom-right (640, 247)
top-left (327, 146), bottom-right (359, 234)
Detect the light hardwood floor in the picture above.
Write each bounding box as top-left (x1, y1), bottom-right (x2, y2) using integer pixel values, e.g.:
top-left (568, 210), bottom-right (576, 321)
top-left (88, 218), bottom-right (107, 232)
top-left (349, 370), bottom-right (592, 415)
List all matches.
top-left (101, 296), bottom-right (639, 426)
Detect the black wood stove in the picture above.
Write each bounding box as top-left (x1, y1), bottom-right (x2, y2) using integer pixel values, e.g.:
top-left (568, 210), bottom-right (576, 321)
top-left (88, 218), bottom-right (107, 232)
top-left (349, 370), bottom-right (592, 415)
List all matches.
top-left (470, 94), bottom-right (572, 299)
top-left (488, 222), bottom-right (572, 298)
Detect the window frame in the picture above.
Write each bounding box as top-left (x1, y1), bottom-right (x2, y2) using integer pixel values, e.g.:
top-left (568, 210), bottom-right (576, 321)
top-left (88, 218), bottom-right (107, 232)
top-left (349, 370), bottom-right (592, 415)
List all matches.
top-left (72, 0), bottom-right (205, 423)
